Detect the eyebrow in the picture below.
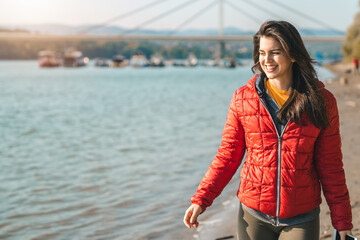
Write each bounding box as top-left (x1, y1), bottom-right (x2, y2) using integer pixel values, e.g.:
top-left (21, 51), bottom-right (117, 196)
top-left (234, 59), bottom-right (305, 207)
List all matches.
top-left (259, 48), bottom-right (282, 52)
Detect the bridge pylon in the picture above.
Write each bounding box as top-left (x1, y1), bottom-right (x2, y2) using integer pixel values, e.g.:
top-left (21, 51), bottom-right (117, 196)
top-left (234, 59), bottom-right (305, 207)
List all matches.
top-left (216, 0), bottom-right (226, 59)
top-left (215, 41), bottom-right (226, 59)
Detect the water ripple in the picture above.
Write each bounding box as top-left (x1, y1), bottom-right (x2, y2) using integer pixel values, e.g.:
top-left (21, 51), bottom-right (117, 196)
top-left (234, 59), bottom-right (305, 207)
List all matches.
top-left (8, 203), bottom-right (93, 220)
top-left (0, 61), bottom-right (253, 240)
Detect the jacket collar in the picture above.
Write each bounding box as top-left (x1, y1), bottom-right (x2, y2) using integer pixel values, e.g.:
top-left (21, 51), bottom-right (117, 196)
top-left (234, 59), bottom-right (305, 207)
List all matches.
top-left (247, 74), bottom-right (266, 98)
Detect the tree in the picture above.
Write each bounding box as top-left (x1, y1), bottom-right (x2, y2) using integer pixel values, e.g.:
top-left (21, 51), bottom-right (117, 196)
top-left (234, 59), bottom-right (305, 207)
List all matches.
top-left (342, 7), bottom-right (360, 61)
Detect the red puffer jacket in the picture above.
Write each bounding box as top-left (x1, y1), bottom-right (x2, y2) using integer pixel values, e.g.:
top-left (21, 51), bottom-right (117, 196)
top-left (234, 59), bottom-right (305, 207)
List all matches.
top-left (191, 75), bottom-right (352, 231)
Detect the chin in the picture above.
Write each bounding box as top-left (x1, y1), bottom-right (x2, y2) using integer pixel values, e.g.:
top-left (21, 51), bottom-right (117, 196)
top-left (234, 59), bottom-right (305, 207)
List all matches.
top-left (264, 73), bottom-right (276, 79)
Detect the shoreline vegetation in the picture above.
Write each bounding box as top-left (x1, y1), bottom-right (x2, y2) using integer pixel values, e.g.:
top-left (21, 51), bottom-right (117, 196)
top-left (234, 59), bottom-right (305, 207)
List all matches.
top-left (0, 39), bottom-right (342, 61)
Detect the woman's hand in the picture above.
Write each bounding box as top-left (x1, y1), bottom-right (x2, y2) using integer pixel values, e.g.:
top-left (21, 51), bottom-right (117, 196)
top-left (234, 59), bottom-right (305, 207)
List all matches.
top-left (183, 204), bottom-right (203, 229)
top-left (339, 230), bottom-right (353, 240)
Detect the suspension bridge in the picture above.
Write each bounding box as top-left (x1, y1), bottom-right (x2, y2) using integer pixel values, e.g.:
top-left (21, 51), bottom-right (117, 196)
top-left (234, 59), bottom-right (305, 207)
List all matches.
top-left (0, 0), bottom-right (346, 58)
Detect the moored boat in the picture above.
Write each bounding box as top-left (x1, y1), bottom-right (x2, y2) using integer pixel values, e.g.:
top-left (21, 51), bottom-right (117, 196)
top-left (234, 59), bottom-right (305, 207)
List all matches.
top-left (149, 54), bottom-right (165, 67)
top-left (129, 52), bottom-right (149, 67)
top-left (38, 50), bottom-right (61, 67)
top-left (63, 48), bottom-right (88, 67)
top-left (109, 54), bottom-right (128, 68)
top-left (94, 58), bottom-right (109, 67)
top-left (183, 53), bottom-right (198, 67)
top-left (218, 57), bottom-right (236, 68)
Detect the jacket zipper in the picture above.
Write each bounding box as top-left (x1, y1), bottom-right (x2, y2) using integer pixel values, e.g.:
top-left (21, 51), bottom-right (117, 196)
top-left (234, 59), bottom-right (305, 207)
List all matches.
top-left (259, 98), bottom-right (290, 226)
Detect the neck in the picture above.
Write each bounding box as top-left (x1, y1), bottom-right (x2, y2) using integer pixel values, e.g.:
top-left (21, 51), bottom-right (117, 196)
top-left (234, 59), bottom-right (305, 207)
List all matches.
top-left (268, 77), bottom-right (292, 91)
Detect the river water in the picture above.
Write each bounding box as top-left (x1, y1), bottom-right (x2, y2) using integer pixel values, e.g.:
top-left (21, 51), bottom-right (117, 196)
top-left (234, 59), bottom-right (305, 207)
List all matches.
top-left (0, 61), bottom-right (334, 240)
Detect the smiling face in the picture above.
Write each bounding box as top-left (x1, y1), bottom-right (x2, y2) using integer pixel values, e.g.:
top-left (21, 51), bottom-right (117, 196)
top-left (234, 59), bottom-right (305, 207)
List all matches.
top-left (259, 36), bottom-right (294, 83)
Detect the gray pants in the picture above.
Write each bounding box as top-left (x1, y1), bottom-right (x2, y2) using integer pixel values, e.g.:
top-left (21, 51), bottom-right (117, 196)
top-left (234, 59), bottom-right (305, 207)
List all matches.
top-left (237, 205), bottom-right (319, 240)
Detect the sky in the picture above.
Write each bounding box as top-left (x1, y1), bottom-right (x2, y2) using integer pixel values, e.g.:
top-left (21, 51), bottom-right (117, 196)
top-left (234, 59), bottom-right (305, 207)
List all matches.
top-left (0, 0), bottom-right (359, 32)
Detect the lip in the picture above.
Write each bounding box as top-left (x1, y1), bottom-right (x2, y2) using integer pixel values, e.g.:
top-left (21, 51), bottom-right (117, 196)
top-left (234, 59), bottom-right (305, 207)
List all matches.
top-left (265, 65), bottom-right (277, 73)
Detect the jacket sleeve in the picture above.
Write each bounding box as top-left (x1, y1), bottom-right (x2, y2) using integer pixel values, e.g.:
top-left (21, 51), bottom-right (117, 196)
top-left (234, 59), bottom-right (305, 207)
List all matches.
top-left (191, 90), bottom-right (246, 212)
top-left (314, 92), bottom-right (353, 231)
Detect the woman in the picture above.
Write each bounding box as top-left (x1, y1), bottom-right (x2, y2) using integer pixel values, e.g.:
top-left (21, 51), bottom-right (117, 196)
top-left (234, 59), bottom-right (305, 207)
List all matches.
top-left (183, 21), bottom-right (353, 240)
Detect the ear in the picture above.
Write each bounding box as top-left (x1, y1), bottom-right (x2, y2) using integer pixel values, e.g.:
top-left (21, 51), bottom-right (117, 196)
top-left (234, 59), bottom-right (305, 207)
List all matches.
top-left (291, 58), bottom-right (296, 63)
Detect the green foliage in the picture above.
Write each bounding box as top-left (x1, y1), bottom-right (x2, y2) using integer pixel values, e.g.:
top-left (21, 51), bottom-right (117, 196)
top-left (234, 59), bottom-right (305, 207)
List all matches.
top-left (0, 37), bottom-right (339, 61)
top-left (0, 39), bottom-right (221, 60)
top-left (342, 12), bottom-right (360, 61)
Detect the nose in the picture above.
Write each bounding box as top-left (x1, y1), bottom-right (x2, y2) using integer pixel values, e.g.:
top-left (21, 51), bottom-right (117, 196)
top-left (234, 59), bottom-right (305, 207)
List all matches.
top-left (264, 54), bottom-right (273, 63)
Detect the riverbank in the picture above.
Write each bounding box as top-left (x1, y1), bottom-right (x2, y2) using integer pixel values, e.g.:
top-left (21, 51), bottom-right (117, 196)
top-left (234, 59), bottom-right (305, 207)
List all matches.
top-left (191, 63), bottom-right (360, 240)
top-left (320, 62), bottom-right (360, 239)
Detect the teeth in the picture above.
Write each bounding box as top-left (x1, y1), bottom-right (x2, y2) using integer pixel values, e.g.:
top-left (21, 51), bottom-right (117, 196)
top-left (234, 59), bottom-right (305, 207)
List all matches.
top-left (265, 65), bottom-right (277, 72)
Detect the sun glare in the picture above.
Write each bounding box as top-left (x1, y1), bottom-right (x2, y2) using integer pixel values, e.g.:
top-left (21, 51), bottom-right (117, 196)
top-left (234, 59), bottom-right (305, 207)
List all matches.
top-left (3, 0), bottom-right (63, 24)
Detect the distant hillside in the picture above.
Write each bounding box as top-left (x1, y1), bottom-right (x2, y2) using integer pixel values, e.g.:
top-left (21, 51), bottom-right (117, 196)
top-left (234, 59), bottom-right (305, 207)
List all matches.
top-left (0, 24), bottom-right (344, 36)
top-left (0, 27), bottom-right (29, 33)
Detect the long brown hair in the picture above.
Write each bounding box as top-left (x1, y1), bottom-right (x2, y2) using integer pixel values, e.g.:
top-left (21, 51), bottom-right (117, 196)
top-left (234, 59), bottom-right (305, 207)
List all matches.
top-left (252, 20), bottom-right (329, 129)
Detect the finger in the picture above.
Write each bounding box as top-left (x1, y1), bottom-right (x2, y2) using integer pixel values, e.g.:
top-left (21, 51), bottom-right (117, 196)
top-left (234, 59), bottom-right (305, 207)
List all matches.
top-left (190, 220), bottom-right (199, 228)
top-left (184, 213), bottom-right (191, 228)
top-left (190, 207), bottom-right (200, 224)
top-left (191, 222), bottom-right (199, 228)
top-left (340, 232), bottom-right (345, 240)
top-left (183, 208), bottom-right (193, 228)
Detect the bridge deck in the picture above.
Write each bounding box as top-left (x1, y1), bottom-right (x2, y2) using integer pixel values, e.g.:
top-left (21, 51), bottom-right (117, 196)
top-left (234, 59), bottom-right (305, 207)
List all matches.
top-left (0, 33), bottom-right (345, 43)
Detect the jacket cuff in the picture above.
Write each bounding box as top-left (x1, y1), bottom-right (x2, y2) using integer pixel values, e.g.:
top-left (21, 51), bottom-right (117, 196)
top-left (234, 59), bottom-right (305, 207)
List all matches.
top-left (335, 222), bottom-right (353, 232)
top-left (191, 200), bottom-right (207, 214)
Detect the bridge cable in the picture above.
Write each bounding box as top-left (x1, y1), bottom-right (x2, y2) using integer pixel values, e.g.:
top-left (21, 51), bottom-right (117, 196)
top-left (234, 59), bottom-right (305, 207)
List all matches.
top-left (231, 0), bottom-right (326, 36)
top-left (168, 0), bottom-right (218, 35)
top-left (267, 0), bottom-right (344, 35)
top-left (225, 0), bottom-right (263, 25)
top-left (77, 0), bottom-right (169, 34)
top-left (121, 0), bottom-right (200, 35)
top-left (234, 0), bottom-right (284, 22)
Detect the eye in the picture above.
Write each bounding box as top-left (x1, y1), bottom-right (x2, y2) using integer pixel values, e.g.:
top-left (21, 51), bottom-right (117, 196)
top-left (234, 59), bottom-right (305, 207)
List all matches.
top-left (259, 52), bottom-right (265, 56)
top-left (272, 51), bottom-right (280, 55)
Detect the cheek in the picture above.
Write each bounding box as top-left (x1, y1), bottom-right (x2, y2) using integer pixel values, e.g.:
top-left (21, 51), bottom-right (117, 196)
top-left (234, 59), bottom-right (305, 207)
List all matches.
top-left (259, 58), bottom-right (265, 69)
top-left (276, 56), bottom-right (291, 66)
top-left (278, 58), bottom-right (292, 69)
top-left (259, 56), bottom-right (265, 64)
